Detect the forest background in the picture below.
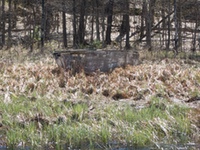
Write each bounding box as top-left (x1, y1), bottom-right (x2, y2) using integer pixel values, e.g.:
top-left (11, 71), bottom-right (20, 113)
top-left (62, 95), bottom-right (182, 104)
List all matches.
top-left (0, 0), bottom-right (200, 54)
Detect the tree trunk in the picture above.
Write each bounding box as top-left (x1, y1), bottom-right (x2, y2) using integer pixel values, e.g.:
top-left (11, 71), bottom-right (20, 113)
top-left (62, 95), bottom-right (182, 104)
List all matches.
top-left (7, 0), bottom-right (12, 48)
top-left (166, 0), bottom-right (171, 49)
top-left (78, 0), bottom-right (86, 46)
top-left (177, 0), bottom-right (182, 51)
top-left (174, 0), bottom-right (178, 54)
top-left (1, 0), bottom-right (5, 47)
top-left (191, 0), bottom-right (199, 52)
top-left (13, 0), bottom-right (17, 29)
top-left (105, 0), bottom-right (114, 45)
top-left (41, 0), bottom-right (45, 50)
top-left (95, 0), bottom-right (100, 41)
top-left (115, 15), bottom-right (126, 42)
top-left (62, 6), bottom-right (67, 48)
top-left (125, 0), bottom-right (130, 50)
top-left (29, 6), bottom-right (36, 52)
top-left (161, 0), bottom-right (166, 47)
top-left (101, 4), bottom-right (106, 44)
top-left (91, 0), bottom-right (94, 42)
top-left (150, 0), bottom-right (156, 25)
top-left (139, 1), bottom-right (145, 43)
top-left (144, 0), bottom-right (152, 49)
top-left (72, 0), bottom-right (77, 48)
top-left (45, 4), bottom-right (53, 40)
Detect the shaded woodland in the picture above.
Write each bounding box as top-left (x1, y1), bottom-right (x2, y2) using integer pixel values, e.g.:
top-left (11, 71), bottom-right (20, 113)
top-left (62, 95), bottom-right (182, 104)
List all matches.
top-left (0, 0), bottom-right (200, 54)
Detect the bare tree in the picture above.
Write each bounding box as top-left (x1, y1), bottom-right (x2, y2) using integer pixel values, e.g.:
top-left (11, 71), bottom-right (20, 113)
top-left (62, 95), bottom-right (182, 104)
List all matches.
top-left (139, 0), bottom-right (146, 42)
top-left (166, 0), bottom-right (171, 50)
top-left (105, 0), bottom-right (114, 45)
top-left (174, 0), bottom-right (178, 54)
top-left (125, 0), bottom-right (130, 49)
top-left (7, 0), bottom-right (12, 48)
top-left (161, 0), bottom-right (166, 47)
top-left (95, 0), bottom-right (100, 41)
top-left (78, 0), bottom-right (86, 46)
top-left (72, 0), bottom-right (77, 48)
top-left (90, 0), bottom-right (95, 42)
top-left (144, 0), bottom-right (152, 49)
top-left (41, 0), bottom-right (45, 50)
top-left (191, 0), bottom-right (199, 52)
top-left (1, 0), bottom-right (5, 47)
top-left (177, 0), bottom-right (182, 51)
top-left (45, 4), bottom-right (53, 40)
top-left (62, 1), bottom-right (67, 48)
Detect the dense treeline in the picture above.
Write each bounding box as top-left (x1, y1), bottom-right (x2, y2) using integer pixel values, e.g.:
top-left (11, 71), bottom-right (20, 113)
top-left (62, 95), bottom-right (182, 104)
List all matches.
top-left (0, 0), bottom-right (200, 53)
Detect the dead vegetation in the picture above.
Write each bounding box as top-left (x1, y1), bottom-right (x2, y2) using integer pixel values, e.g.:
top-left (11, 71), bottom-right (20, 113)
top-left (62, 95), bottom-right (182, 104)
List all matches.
top-left (0, 49), bottom-right (200, 148)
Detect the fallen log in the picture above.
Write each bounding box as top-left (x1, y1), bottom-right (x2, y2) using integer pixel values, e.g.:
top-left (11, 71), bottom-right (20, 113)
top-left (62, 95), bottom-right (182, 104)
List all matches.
top-left (53, 50), bottom-right (139, 74)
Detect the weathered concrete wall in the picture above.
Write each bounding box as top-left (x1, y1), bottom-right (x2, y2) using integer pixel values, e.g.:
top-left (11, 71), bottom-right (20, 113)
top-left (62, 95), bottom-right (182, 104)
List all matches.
top-left (53, 50), bottom-right (139, 74)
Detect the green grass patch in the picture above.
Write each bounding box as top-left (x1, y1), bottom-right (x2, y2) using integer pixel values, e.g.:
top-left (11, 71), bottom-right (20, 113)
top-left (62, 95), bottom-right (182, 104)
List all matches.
top-left (0, 94), bottom-right (194, 149)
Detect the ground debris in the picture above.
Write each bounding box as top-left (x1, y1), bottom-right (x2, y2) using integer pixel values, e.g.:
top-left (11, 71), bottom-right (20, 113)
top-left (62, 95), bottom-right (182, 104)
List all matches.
top-left (186, 96), bottom-right (200, 103)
